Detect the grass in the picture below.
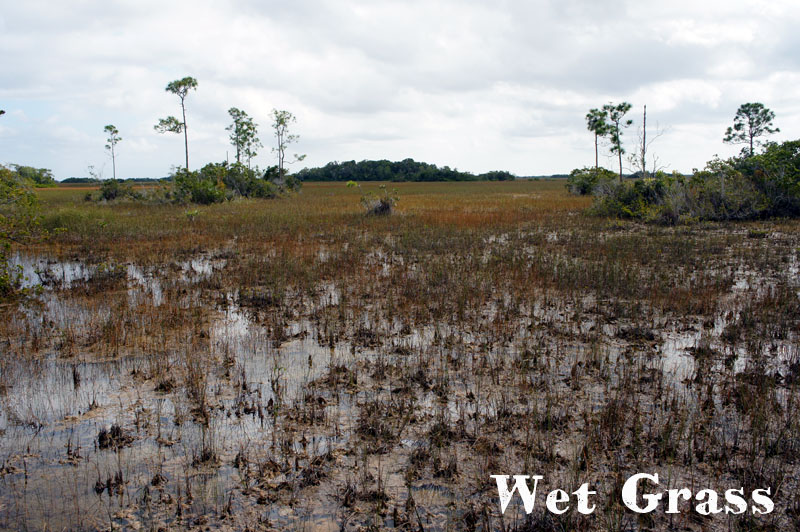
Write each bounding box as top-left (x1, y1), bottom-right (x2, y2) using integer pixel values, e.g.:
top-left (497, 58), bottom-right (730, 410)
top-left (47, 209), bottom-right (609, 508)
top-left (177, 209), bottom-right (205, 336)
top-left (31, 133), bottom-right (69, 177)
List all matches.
top-left (35, 180), bottom-right (588, 245)
top-left (1, 179), bottom-right (799, 531)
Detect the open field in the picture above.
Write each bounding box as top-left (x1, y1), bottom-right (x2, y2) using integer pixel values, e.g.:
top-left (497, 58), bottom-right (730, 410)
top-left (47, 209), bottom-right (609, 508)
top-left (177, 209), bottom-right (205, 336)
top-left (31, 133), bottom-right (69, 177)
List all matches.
top-left (2, 180), bottom-right (800, 531)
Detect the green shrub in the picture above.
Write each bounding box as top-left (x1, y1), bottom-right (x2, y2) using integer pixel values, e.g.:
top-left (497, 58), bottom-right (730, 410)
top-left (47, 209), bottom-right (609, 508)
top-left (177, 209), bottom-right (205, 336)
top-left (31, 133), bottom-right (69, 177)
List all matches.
top-left (221, 163), bottom-right (276, 199)
top-left (10, 165), bottom-right (56, 187)
top-left (99, 178), bottom-right (136, 201)
top-left (590, 178), bottom-right (666, 220)
top-left (170, 162), bottom-right (277, 205)
top-left (361, 185), bottom-right (398, 215)
top-left (0, 165), bottom-right (41, 298)
top-left (567, 167), bottom-right (617, 195)
top-left (587, 142), bottom-right (800, 224)
top-left (741, 140), bottom-right (800, 216)
top-left (172, 168), bottom-right (226, 205)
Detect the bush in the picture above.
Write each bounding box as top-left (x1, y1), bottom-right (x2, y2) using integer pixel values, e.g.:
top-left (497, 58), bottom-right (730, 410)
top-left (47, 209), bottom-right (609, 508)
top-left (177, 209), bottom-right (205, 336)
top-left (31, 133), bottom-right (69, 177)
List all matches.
top-left (479, 170), bottom-right (516, 181)
top-left (591, 177), bottom-right (668, 220)
top-left (10, 165), bottom-right (56, 187)
top-left (171, 162), bottom-right (277, 205)
top-left (99, 179), bottom-right (136, 201)
top-left (741, 140), bottom-right (800, 216)
top-left (567, 167), bottom-right (617, 195)
top-left (360, 185), bottom-right (397, 215)
top-left (172, 168), bottom-right (226, 205)
top-left (0, 165), bottom-right (40, 298)
top-left (587, 141), bottom-right (800, 224)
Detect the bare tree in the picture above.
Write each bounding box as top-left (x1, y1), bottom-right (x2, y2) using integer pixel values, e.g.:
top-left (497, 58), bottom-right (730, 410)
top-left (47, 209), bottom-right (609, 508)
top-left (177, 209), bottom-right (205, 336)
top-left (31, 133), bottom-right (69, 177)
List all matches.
top-left (629, 105), bottom-right (667, 177)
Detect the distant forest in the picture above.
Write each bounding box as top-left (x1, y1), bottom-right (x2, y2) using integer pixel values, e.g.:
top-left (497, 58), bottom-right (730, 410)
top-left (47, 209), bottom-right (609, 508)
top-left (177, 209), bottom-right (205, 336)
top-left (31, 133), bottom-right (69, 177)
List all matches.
top-left (62, 177), bottom-right (167, 184)
top-left (295, 159), bottom-right (516, 182)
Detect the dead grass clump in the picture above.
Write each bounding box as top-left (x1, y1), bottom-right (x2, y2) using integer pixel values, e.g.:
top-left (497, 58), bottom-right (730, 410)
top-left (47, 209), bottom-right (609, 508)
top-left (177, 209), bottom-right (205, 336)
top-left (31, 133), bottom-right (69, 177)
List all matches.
top-left (97, 424), bottom-right (133, 450)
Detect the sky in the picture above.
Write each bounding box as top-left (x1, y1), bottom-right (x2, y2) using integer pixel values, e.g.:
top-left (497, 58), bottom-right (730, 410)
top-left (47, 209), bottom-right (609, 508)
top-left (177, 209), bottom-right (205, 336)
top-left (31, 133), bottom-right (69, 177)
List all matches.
top-left (1, 0), bottom-right (799, 179)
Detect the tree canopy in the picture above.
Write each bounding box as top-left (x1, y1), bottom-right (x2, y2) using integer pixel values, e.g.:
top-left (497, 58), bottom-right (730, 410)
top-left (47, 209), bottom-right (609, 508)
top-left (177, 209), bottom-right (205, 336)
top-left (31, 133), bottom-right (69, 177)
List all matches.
top-left (155, 76), bottom-right (198, 170)
top-left (585, 108), bottom-right (609, 170)
top-left (602, 102), bottom-right (633, 181)
top-left (724, 102), bottom-right (779, 157)
top-left (9, 165), bottom-right (56, 187)
top-left (226, 108), bottom-right (261, 166)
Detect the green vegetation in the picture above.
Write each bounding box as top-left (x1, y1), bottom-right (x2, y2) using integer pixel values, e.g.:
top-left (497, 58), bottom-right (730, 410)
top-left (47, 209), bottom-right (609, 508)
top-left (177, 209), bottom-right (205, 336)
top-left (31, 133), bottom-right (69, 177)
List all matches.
top-left (61, 177), bottom-right (101, 184)
top-left (226, 107), bottom-right (261, 166)
top-left (99, 178), bottom-right (136, 201)
top-left (84, 163), bottom-right (278, 205)
top-left (603, 102), bottom-right (633, 181)
top-left (8, 165), bottom-right (56, 187)
top-left (586, 139), bottom-right (800, 223)
top-left (566, 166), bottom-right (617, 195)
top-left (0, 165), bottom-right (40, 297)
top-left (573, 101), bottom-right (795, 224)
top-left (295, 158), bottom-right (516, 182)
top-left (724, 102), bottom-right (780, 157)
top-left (585, 108), bottom-right (609, 169)
top-left (171, 162), bottom-right (277, 204)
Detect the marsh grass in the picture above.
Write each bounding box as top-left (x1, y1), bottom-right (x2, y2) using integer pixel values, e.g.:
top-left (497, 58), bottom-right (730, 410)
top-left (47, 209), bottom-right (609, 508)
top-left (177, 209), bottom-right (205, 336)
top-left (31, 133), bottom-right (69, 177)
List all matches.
top-left (0, 180), bottom-right (798, 530)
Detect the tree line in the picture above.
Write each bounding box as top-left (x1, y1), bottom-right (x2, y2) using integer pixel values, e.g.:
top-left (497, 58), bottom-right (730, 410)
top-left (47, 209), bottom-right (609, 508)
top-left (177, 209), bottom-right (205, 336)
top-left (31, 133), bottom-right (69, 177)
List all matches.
top-left (84, 76), bottom-right (307, 203)
top-left (584, 101), bottom-right (779, 181)
top-left (295, 159), bottom-right (515, 182)
top-left (101, 76), bottom-right (303, 185)
top-left (572, 101), bottom-right (797, 223)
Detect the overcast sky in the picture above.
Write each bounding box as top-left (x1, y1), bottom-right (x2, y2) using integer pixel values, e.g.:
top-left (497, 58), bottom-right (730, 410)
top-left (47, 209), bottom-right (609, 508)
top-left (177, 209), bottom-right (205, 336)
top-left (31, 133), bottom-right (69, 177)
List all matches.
top-left (1, 0), bottom-right (799, 179)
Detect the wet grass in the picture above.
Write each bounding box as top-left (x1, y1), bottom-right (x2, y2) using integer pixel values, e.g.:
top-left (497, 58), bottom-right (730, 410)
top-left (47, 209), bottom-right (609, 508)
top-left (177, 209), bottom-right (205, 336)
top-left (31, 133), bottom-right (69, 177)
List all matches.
top-left (1, 180), bottom-right (799, 530)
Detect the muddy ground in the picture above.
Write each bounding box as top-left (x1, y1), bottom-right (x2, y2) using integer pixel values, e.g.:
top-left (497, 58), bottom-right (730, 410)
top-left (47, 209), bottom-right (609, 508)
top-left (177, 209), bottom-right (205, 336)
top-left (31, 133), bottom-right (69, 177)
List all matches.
top-left (2, 213), bottom-right (800, 531)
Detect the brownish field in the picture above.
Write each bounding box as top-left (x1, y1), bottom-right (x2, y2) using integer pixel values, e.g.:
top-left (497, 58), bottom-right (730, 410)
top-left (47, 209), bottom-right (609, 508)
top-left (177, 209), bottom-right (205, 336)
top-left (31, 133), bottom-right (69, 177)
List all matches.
top-left (1, 180), bottom-right (798, 531)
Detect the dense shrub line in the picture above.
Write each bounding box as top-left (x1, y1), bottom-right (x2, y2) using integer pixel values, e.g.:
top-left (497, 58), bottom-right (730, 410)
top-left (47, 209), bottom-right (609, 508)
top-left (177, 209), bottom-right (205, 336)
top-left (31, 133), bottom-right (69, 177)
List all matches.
top-left (569, 140), bottom-right (800, 223)
top-left (93, 162), bottom-right (294, 205)
top-left (295, 158), bottom-right (515, 182)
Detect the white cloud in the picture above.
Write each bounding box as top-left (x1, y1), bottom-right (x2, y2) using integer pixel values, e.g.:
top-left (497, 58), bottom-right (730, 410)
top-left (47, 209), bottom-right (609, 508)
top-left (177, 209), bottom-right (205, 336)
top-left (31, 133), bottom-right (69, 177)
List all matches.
top-left (0, 0), bottom-right (799, 177)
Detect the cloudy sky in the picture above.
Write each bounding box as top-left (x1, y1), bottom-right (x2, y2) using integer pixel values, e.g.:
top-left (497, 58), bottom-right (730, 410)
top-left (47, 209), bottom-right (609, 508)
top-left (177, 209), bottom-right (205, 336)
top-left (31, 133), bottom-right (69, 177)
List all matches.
top-left (1, 0), bottom-right (799, 179)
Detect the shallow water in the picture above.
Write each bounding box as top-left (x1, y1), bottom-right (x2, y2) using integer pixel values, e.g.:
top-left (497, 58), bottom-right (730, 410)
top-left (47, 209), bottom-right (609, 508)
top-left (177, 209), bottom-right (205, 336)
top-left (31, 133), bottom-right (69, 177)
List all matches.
top-left (2, 248), bottom-right (799, 530)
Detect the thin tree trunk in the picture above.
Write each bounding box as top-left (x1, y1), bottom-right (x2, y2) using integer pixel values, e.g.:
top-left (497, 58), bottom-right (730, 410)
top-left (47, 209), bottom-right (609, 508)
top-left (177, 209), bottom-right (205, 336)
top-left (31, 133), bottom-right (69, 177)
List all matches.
top-left (111, 145), bottom-right (116, 180)
top-left (594, 134), bottom-right (599, 170)
top-left (278, 131), bottom-right (284, 179)
top-left (641, 105), bottom-right (647, 177)
top-left (181, 99), bottom-right (189, 170)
